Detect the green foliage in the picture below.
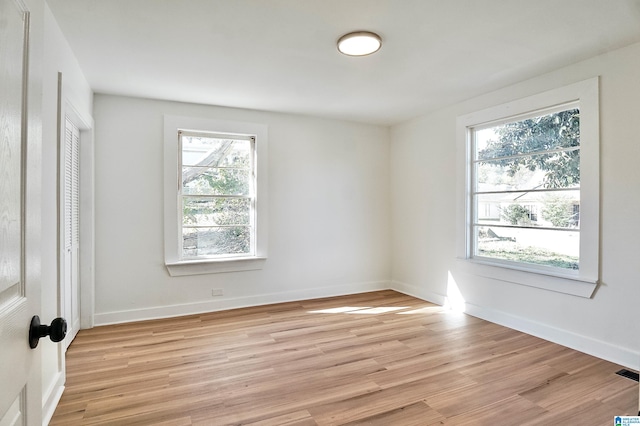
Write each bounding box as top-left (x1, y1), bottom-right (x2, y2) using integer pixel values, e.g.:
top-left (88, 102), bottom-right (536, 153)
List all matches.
top-left (182, 227), bottom-right (250, 257)
top-left (478, 109), bottom-right (580, 189)
top-left (541, 195), bottom-right (575, 227)
top-left (501, 204), bottom-right (531, 225)
top-left (183, 198), bottom-right (249, 226)
top-left (184, 169), bottom-right (249, 197)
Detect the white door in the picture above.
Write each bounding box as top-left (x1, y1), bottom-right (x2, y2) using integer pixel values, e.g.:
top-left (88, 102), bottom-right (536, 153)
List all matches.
top-left (0, 0), bottom-right (43, 424)
top-left (62, 117), bottom-right (80, 348)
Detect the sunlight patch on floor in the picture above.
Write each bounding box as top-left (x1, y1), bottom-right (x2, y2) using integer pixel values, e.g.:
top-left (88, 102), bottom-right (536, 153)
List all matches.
top-left (349, 307), bottom-right (407, 314)
top-left (308, 306), bottom-right (408, 314)
top-left (397, 306), bottom-right (444, 315)
top-left (307, 307), bottom-right (371, 314)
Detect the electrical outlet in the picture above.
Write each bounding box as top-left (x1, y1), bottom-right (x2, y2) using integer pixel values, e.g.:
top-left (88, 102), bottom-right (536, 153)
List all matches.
top-left (211, 288), bottom-right (224, 297)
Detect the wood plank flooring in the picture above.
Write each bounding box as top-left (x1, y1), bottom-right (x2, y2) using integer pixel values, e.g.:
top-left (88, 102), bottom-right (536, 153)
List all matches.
top-left (50, 290), bottom-right (638, 425)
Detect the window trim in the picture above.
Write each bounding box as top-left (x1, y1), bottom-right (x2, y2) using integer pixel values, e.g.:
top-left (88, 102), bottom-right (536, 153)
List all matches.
top-left (456, 78), bottom-right (599, 297)
top-left (164, 115), bottom-right (268, 276)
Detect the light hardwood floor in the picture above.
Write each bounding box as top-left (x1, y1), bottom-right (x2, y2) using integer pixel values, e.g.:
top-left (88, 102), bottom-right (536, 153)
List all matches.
top-left (50, 290), bottom-right (638, 425)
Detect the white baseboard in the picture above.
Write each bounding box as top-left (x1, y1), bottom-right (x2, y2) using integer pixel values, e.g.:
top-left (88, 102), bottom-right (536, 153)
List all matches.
top-left (391, 280), bottom-right (447, 306)
top-left (42, 371), bottom-right (65, 426)
top-left (94, 280), bottom-right (390, 326)
top-left (390, 280), bottom-right (639, 371)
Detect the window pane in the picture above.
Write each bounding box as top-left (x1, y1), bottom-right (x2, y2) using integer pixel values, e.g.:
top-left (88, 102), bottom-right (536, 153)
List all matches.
top-left (182, 227), bottom-right (251, 257)
top-left (476, 149), bottom-right (580, 192)
top-left (182, 168), bottom-right (250, 196)
top-left (182, 137), bottom-right (251, 168)
top-left (475, 191), bottom-right (580, 229)
top-left (474, 226), bottom-right (579, 270)
top-left (476, 108), bottom-right (580, 160)
top-left (183, 197), bottom-right (250, 226)
top-left (182, 136), bottom-right (228, 166)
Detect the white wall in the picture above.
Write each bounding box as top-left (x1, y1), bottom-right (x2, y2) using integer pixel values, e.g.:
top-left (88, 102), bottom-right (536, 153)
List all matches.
top-left (41, 2), bottom-right (93, 423)
top-left (390, 42), bottom-right (640, 370)
top-left (92, 95), bottom-right (391, 324)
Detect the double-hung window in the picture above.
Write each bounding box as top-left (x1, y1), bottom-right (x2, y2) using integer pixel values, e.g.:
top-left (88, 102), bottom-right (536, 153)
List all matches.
top-left (457, 78), bottom-right (599, 297)
top-left (472, 105), bottom-right (580, 270)
top-left (164, 116), bottom-right (268, 276)
top-left (180, 131), bottom-right (255, 259)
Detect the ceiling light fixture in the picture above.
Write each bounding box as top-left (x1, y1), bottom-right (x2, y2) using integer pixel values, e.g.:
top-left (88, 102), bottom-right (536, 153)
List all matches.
top-left (337, 31), bottom-right (382, 56)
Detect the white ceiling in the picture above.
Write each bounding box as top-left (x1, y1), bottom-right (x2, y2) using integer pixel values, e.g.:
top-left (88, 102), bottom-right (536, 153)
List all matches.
top-left (47, 0), bottom-right (640, 125)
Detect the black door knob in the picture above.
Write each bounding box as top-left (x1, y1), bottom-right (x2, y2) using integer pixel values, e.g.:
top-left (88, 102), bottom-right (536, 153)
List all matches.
top-left (29, 315), bottom-right (67, 349)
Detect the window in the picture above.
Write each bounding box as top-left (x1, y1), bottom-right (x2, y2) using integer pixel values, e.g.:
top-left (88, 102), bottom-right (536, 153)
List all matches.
top-left (457, 78), bottom-right (599, 297)
top-left (180, 131), bottom-right (255, 259)
top-left (472, 106), bottom-right (580, 270)
top-left (164, 116), bottom-right (268, 276)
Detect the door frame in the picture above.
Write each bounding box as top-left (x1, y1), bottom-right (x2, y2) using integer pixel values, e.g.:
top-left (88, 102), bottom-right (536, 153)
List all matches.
top-left (43, 72), bottom-right (95, 423)
top-left (57, 72), bottom-right (95, 336)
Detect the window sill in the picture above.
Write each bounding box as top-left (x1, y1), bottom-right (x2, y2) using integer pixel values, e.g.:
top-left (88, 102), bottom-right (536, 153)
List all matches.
top-left (165, 257), bottom-right (267, 277)
top-left (456, 258), bottom-right (597, 298)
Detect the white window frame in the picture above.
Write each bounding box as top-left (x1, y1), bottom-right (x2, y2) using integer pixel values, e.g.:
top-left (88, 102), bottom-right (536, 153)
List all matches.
top-left (456, 78), bottom-right (599, 297)
top-left (164, 115), bottom-right (268, 276)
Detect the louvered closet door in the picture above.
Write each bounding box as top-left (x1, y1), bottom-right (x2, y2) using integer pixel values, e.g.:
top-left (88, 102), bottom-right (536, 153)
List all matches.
top-left (63, 117), bottom-right (81, 348)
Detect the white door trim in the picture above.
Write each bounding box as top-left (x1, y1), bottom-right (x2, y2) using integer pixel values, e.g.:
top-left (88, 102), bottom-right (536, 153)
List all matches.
top-left (57, 74), bottom-right (95, 332)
